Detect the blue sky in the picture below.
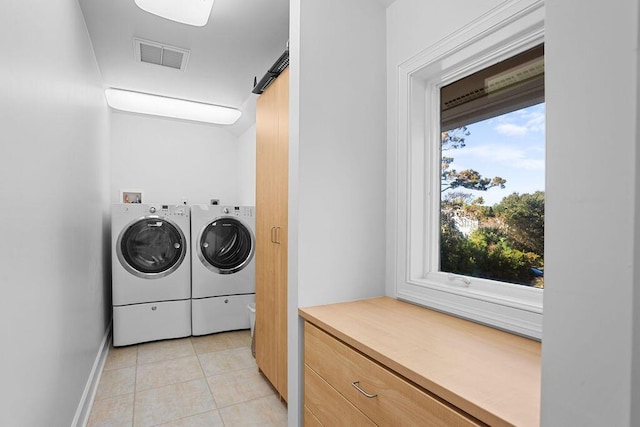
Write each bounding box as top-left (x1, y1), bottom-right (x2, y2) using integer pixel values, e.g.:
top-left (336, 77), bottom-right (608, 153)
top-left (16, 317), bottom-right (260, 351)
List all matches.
top-left (443, 103), bottom-right (545, 206)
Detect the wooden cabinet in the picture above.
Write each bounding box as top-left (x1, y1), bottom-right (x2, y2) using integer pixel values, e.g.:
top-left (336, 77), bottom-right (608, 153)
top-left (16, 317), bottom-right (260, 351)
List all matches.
top-left (255, 67), bottom-right (289, 400)
top-left (304, 363), bottom-right (375, 426)
top-left (304, 322), bottom-right (481, 427)
top-left (300, 297), bottom-right (542, 427)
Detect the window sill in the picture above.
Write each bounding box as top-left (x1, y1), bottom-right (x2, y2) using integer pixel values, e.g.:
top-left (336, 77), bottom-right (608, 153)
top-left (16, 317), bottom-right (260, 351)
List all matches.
top-left (399, 276), bottom-right (543, 339)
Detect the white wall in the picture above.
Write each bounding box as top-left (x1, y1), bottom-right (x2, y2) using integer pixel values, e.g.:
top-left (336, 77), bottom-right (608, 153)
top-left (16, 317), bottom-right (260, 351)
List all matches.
top-left (542, 1), bottom-right (639, 425)
top-left (236, 123), bottom-right (257, 206)
top-left (0, 0), bottom-right (111, 425)
top-left (289, 0), bottom-right (387, 424)
top-left (110, 112), bottom-right (243, 206)
top-left (294, 0), bottom-right (387, 308)
top-left (633, 17), bottom-right (640, 424)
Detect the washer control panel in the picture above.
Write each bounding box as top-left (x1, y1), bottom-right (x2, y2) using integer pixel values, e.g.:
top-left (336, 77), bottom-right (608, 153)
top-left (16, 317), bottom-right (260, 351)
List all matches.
top-left (145, 204), bottom-right (189, 217)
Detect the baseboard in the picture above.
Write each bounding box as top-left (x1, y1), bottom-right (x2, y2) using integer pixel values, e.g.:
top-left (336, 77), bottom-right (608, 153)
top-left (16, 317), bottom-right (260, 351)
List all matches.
top-left (71, 322), bottom-right (112, 427)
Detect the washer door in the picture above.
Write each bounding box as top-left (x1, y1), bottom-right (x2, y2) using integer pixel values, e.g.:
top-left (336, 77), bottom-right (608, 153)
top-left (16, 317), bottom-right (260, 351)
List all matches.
top-left (198, 217), bottom-right (255, 274)
top-left (117, 216), bottom-right (187, 279)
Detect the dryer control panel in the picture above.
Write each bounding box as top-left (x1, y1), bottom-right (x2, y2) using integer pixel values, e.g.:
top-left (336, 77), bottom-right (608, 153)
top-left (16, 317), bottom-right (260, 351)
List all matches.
top-left (222, 206), bottom-right (253, 218)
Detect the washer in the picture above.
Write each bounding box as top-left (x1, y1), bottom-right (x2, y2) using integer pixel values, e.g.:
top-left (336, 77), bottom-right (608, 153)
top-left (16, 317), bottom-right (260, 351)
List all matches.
top-left (111, 203), bottom-right (191, 346)
top-left (191, 205), bottom-right (255, 335)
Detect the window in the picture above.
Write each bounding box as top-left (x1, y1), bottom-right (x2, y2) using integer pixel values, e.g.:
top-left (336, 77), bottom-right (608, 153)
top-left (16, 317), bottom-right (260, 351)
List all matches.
top-left (394, 0), bottom-right (544, 339)
top-left (440, 45), bottom-right (545, 289)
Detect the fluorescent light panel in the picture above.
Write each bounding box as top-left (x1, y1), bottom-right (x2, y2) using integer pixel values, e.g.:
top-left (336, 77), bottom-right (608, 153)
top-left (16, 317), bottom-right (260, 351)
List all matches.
top-left (105, 89), bottom-right (241, 125)
top-left (134, 0), bottom-right (214, 27)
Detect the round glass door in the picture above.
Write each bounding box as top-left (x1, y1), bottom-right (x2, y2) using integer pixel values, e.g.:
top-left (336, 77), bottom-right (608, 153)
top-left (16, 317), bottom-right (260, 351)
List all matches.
top-left (117, 216), bottom-right (186, 279)
top-left (198, 217), bottom-right (254, 274)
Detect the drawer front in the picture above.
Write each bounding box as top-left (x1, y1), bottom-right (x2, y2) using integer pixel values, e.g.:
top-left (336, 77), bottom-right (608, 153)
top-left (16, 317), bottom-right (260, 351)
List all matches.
top-left (305, 322), bottom-right (482, 427)
top-left (305, 364), bottom-right (376, 426)
top-left (113, 300), bottom-right (191, 346)
top-left (304, 405), bottom-right (323, 427)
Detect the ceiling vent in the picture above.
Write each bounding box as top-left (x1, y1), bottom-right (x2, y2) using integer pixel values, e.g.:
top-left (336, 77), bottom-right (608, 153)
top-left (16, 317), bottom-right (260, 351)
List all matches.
top-left (134, 38), bottom-right (190, 71)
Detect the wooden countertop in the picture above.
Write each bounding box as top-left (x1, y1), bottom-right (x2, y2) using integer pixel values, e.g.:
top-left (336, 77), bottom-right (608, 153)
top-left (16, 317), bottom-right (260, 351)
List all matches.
top-left (299, 297), bottom-right (541, 427)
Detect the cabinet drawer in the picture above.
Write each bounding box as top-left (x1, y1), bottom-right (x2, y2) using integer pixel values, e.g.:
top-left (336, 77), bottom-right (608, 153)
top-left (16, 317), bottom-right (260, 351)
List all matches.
top-left (305, 322), bottom-right (483, 427)
top-left (304, 405), bottom-right (323, 427)
top-left (304, 364), bottom-right (375, 426)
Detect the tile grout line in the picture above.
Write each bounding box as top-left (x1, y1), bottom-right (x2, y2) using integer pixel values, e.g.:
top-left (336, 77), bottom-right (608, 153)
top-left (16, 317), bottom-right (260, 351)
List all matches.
top-left (136, 340), bottom-right (216, 426)
top-left (201, 336), bottom-right (277, 410)
top-left (192, 332), bottom-right (254, 425)
top-left (139, 337), bottom-right (222, 427)
top-left (193, 336), bottom-right (224, 423)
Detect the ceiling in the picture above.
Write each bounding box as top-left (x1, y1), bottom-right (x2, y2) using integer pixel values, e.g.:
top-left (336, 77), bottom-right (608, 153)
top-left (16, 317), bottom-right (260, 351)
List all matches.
top-left (78, 0), bottom-right (290, 133)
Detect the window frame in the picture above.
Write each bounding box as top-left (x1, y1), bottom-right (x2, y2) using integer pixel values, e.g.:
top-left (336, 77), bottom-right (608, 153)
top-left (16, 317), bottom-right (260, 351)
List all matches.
top-left (393, 0), bottom-right (545, 339)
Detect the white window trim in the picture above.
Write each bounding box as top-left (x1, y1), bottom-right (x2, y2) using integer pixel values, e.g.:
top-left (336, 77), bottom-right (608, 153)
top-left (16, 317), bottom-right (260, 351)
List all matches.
top-left (394, 0), bottom-right (545, 339)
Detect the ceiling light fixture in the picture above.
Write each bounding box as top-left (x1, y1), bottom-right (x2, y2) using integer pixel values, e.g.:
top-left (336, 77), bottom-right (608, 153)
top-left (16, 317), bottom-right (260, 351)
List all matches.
top-left (105, 88), bottom-right (241, 125)
top-left (134, 0), bottom-right (215, 27)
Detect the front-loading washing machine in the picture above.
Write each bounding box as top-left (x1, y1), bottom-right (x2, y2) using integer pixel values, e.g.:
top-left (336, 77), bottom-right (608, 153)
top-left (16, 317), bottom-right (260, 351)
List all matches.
top-left (191, 205), bottom-right (255, 335)
top-left (111, 203), bottom-right (191, 346)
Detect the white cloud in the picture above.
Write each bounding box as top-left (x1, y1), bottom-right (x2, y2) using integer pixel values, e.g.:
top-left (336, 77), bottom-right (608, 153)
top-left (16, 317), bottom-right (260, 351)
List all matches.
top-left (493, 105), bottom-right (546, 136)
top-left (453, 104), bottom-right (546, 177)
top-left (522, 110), bottom-right (545, 133)
top-left (495, 123), bottom-right (528, 136)
top-left (516, 158), bottom-right (545, 170)
top-left (461, 144), bottom-right (522, 162)
top-left (455, 144), bottom-right (544, 171)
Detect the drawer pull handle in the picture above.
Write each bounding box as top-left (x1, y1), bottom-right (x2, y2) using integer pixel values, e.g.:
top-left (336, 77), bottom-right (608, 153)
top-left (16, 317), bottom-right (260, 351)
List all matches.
top-left (351, 381), bottom-right (377, 398)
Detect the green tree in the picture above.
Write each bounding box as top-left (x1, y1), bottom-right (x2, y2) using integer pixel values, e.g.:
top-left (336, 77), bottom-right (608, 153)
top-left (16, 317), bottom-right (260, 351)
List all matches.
top-left (493, 191), bottom-right (545, 256)
top-left (468, 227), bottom-right (542, 285)
top-left (440, 192), bottom-right (545, 287)
top-left (440, 217), bottom-right (475, 275)
top-left (441, 127), bottom-right (507, 193)
top-left (439, 128), bottom-right (544, 288)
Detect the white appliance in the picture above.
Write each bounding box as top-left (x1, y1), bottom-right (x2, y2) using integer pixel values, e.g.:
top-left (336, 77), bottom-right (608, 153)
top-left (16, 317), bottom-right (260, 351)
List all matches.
top-left (111, 203), bottom-right (191, 346)
top-left (191, 205), bottom-right (256, 335)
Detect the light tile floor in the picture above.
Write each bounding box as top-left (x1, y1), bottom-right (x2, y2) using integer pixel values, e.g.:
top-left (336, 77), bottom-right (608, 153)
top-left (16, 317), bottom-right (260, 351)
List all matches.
top-left (87, 330), bottom-right (287, 427)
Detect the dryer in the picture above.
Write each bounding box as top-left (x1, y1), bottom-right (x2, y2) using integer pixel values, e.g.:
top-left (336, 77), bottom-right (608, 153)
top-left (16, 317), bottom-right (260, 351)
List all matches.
top-left (111, 203), bottom-right (191, 346)
top-left (191, 205), bottom-right (255, 335)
